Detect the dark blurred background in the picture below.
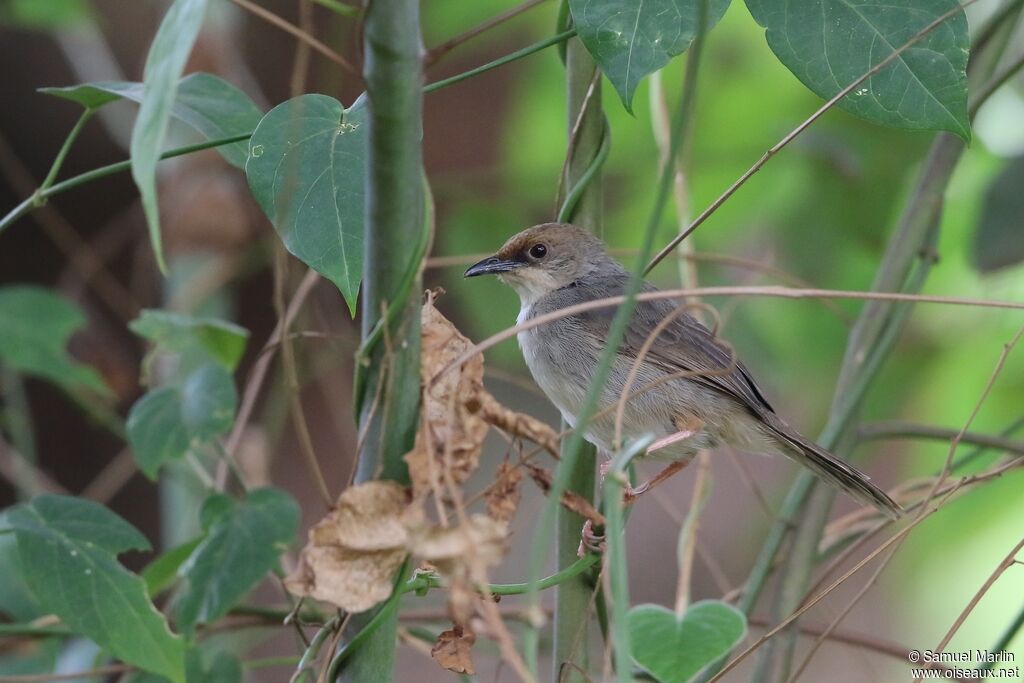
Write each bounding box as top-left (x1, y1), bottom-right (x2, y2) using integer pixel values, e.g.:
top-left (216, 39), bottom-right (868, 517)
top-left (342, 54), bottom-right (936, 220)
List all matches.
top-left (1, 0), bottom-right (1022, 680)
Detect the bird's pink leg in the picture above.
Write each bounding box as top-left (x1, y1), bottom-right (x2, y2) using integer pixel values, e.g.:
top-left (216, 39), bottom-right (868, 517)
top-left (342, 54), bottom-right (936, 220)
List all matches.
top-left (624, 458), bottom-right (691, 501)
top-left (578, 425), bottom-right (700, 555)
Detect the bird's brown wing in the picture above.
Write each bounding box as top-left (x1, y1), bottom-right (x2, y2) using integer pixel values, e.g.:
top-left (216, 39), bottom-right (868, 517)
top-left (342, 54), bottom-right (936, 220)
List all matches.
top-left (570, 276), bottom-right (776, 416)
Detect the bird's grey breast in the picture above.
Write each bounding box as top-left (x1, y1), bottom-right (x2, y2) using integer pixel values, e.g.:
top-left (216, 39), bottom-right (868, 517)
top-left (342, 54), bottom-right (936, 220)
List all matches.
top-left (516, 290), bottom-right (598, 427)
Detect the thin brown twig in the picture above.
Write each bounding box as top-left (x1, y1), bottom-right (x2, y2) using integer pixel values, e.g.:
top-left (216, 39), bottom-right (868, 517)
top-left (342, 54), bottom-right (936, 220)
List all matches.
top-left (229, 0), bottom-right (358, 76)
top-left (723, 448), bottom-right (776, 520)
top-left (912, 327), bottom-right (1024, 679)
top-left (0, 435), bottom-right (67, 495)
top-left (649, 488), bottom-right (736, 595)
top-left (707, 494), bottom-right (950, 682)
top-left (425, 0), bottom-right (549, 65)
top-left (274, 249), bottom-right (332, 508)
top-left (290, 0), bottom-right (314, 94)
top-left (79, 448), bottom-right (135, 503)
top-left (789, 327), bottom-right (1024, 678)
top-left (675, 452), bottom-right (711, 613)
top-left (428, 248), bottom-right (853, 322)
top-left (433, 285), bottom-right (1024, 388)
top-left (812, 455), bottom-right (1024, 600)
top-left (644, 0), bottom-right (981, 274)
top-left (612, 301), bottom-right (717, 448)
top-left (222, 268), bottom-right (320, 484)
top-left (917, 535), bottom-right (1024, 681)
top-left (715, 369), bottom-right (1024, 682)
top-left (786, 542), bottom-right (904, 683)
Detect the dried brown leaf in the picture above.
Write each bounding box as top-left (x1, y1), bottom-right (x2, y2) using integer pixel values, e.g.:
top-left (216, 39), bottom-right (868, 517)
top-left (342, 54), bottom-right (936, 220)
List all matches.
top-left (447, 575), bottom-right (479, 626)
top-left (407, 295), bottom-right (488, 498)
top-left (486, 462), bottom-right (523, 524)
top-left (525, 464), bottom-right (605, 527)
top-left (313, 480), bottom-right (411, 551)
top-left (285, 481), bottom-right (411, 613)
top-left (408, 514), bottom-right (508, 570)
top-left (284, 545), bottom-right (406, 614)
top-left (477, 392), bottom-right (560, 456)
top-left (431, 625), bottom-right (476, 675)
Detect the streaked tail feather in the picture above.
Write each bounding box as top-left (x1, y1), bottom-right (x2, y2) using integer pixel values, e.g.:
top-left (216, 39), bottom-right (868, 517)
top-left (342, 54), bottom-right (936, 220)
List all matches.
top-left (766, 419), bottom-right (903, 519)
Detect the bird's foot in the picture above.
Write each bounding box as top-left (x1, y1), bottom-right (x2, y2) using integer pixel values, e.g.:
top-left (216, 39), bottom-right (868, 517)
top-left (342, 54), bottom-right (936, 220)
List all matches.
top-left (622, 459), bottom-right (693, 503)
top-left (577, 519), bottom-right (606, 556)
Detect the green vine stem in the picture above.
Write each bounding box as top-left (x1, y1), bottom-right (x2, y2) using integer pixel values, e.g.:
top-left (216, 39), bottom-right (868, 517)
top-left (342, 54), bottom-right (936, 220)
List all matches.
top-left (0, 132), bottom-right (251, 234)
top-left (424, 29), bottom-right (576, 94)
top-left (403, 552), bottom-right (601, 596)
top-left (40, 107), bottom-right (95, 191)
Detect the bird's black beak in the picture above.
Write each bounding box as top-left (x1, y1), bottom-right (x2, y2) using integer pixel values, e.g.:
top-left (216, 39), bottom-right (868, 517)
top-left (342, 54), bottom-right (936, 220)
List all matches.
top-left (464, 255), bottom-right (523, 278)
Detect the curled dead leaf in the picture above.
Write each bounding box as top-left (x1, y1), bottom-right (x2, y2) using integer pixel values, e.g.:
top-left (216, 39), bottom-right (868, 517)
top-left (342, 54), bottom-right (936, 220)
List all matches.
top-left (525, 463), bottom-right (604, 527)
top-left (407, 514), bottom-right (508, 571)
top-left (407, 294), bottom-right (489, 498)
top-left (477, 392), bottom-right (560, 457)
top-left (486, 462), bottom-right (523, 524)
top-left (285, 481), bottom-right (411, 613)
top-left (284, 545), bottom-right (406, 614)
top-left (312, 480), bottom-right (411, 551)
top-left (431, 625), bottom-right (476, 675)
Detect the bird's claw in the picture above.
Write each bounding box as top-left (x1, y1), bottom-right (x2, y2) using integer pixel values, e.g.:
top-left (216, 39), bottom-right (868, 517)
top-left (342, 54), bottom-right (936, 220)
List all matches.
top-left (577, 519), bottom-right (606, 556)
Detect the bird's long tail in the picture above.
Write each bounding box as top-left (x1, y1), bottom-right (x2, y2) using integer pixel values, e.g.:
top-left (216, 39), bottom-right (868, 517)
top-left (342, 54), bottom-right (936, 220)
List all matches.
top-left (765, 417), bottom-right (903, 519)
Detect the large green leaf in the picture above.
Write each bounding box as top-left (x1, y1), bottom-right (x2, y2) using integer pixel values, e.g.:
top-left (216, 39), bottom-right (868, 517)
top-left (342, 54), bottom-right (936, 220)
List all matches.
top-left (628, 601), bottom-right (746, 683)
top-left (246, 94), bottom-right (368, 314)
top-left (41, 73), bottom-right (262, 168)
top-left (568, 0), bottom-right (731, 112)
top-left (6, 496), bottom-right (185, 683)
top-left (130, 310), bottom-right (249, 371)
top-left (123, 647), bottom-right (241, 683)
top-left (174, 489), bottom-right (300, 633)
top-left (0, 286), bottom-right (109, 396)
top-left (130, 0), bottom-right (210, 273)
top-left (126, 364), bottom-right (237, 479)
top-left (0, 521), bottom-right (44, 621)
top-left (973, 154), bottom-right (1024, 273)
top-left (142, 537), bottom-right (204, 598)
top-left (744, 0), bottom-right (970, 139)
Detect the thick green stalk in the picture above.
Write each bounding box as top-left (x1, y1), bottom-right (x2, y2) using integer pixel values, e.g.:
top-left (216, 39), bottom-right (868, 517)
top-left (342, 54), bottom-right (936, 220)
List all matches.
top-left (553, 33), bottom-right (603, 683)
top-left (338, 0), bottom-right (424, 680)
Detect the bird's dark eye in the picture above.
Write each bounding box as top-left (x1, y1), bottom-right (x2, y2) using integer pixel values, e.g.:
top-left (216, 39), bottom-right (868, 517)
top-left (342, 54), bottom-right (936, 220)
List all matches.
top-left (529, 243), bottom-right (548, 259)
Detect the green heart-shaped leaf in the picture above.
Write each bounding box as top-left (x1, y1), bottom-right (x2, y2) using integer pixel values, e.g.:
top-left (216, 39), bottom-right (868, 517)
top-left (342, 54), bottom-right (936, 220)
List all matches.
top-left (628, 600), bottom-right (746, 683)
top-left (245, 94), bottom-right (367, 314)
top-left (744, 0), bottom-right (970, 140)
top-left (568, 0), bottom-right (731, 112)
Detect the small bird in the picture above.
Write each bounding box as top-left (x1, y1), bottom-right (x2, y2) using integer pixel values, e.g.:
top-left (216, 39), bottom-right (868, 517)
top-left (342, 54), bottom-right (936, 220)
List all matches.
top-left (465, 223), bottom-right (902, 519)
